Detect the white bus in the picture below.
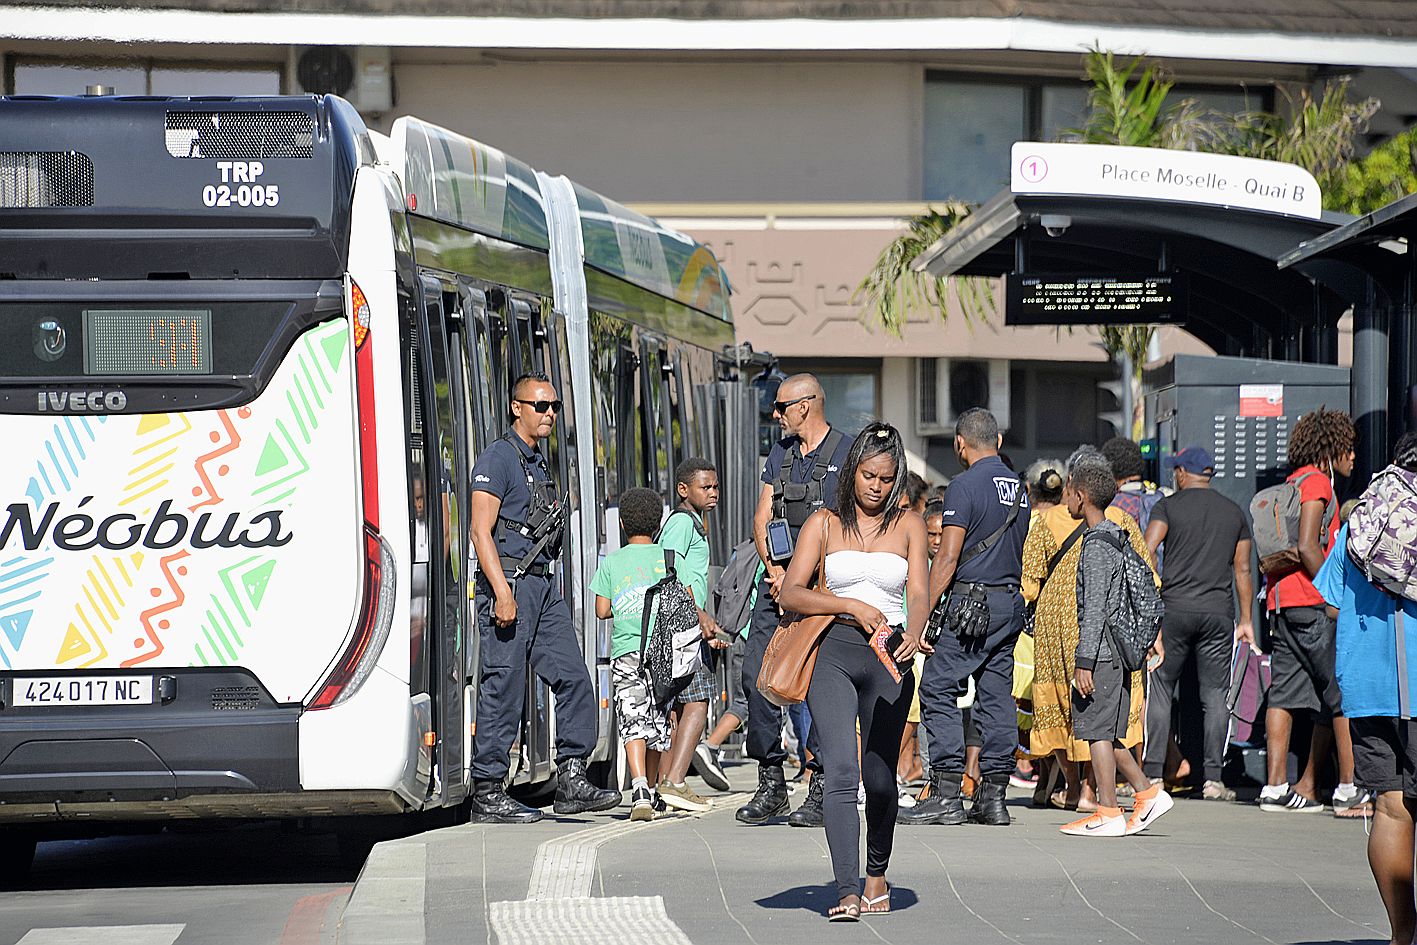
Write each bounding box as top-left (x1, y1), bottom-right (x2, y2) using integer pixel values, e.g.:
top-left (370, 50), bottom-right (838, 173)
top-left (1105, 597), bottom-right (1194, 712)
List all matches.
top-left (0, 94), bottom-right (754, 875)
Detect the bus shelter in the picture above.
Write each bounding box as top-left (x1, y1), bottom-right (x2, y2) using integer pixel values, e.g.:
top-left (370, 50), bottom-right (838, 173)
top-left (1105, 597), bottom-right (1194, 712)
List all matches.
top-left (1281, 192), bottom-right (1417, 479)
top-left (911, 143), bottom-right (1351, 363)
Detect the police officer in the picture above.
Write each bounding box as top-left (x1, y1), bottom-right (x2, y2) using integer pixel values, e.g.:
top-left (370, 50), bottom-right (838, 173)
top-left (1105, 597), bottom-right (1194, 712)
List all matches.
top-left (737, 373), bottom-right (855, 827)
top-left (467, 372), bottom-right (619, 823)
top-left (901, 407), bottom-right (1029, 827)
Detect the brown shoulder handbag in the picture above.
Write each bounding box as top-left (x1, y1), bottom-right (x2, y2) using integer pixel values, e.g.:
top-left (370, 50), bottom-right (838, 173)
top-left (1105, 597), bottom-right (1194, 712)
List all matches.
top-left (756, 514), bottom-right (835, 707)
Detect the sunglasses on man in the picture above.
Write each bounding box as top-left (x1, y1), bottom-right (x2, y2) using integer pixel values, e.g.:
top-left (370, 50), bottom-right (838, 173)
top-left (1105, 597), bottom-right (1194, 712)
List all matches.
top-left (515, 398), bottom-right (563, 414)
top-left (773, 394), bottom-right (816, 413)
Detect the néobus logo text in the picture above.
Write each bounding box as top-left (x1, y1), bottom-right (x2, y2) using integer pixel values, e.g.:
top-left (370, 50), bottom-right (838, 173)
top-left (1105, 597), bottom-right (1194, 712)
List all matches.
top-left (0, 497), bottom-right (292, 552)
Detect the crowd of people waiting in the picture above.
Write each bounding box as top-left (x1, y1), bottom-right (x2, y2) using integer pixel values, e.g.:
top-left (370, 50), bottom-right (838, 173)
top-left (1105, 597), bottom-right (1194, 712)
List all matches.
top-left (581, 371), bottom-right (1417, 933)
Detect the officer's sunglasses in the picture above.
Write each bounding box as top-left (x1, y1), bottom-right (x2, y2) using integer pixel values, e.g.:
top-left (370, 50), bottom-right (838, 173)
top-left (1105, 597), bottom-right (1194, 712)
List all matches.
top-left (773, 394), bottom-right (816, 413)
top-left (515, 398), bottom-right (562, 414)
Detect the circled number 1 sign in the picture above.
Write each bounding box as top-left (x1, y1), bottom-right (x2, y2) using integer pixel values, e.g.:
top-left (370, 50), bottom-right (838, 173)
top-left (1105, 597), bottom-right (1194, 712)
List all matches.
top-left (1018, 155), bottom-right (1048, 184)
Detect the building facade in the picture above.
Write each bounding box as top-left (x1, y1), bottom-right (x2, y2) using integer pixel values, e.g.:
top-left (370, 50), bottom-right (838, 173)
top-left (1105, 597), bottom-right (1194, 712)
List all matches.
top-left (3, 2), bottom-right (1410, 478)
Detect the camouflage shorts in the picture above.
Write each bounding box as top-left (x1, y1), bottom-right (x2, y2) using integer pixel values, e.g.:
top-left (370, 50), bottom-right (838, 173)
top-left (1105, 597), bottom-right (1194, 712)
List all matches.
top-left (612, 653), bottom-right (672, 751)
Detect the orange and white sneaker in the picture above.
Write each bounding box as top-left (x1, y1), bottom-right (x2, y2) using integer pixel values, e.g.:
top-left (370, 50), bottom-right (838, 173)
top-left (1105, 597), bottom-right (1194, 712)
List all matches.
top-left (1060, 807), bottom-right (1126, 837)
top-left (1126, 785), bottom-right (1175, 835)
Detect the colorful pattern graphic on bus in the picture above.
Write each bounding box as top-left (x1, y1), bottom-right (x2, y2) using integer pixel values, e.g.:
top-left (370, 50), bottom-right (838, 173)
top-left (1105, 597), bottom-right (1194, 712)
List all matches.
top-left (0, 318), bottom-right (361, 702)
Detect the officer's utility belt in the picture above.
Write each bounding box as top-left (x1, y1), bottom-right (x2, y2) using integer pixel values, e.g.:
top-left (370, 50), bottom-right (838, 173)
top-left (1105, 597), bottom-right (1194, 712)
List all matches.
top-left (497, 556), bottom-right (550, 579)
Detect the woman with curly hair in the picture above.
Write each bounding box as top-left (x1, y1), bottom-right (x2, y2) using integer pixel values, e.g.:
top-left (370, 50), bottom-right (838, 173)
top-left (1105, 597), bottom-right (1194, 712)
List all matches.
top-left (1023, 448), bottom-right (1155, 810)
top-left (1259, 407), bottom-right (1361, 815)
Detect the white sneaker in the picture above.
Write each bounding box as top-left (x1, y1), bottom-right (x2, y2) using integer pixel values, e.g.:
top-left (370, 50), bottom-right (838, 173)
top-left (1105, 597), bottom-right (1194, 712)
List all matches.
top-left (1060, 810), bottom-right (1127, 837)
top-left (1125, 788), bottom-right (1175, 835)
top-left (857, 782), bottom-right (866, 810)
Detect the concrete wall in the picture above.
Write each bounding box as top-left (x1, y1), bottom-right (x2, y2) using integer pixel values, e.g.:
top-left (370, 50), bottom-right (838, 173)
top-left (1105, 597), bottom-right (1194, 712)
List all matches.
top-left (383, 60), bottom-right (921, 202)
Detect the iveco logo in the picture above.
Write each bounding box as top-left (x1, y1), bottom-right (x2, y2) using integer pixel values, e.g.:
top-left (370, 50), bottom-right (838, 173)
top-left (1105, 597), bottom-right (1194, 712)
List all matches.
top-left (36, 390), bottom-right (128, 412)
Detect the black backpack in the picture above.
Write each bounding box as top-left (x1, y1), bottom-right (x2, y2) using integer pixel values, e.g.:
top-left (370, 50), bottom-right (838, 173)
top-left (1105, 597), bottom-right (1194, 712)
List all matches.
top-left (1087, 529), bottom-right (1164, 672)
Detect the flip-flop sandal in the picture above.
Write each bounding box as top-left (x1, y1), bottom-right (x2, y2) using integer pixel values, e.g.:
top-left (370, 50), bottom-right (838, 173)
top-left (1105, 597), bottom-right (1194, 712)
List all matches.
top-left (1049, 790), bottom-right (1077, 811)
top-left (828, 901), bottom-right (861, 923)
top-left (861, 885), bottom-right (891, 916)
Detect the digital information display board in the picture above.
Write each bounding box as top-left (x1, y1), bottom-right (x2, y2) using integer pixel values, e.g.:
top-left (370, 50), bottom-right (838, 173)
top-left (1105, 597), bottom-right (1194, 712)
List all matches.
top-left (1005, 273), bottom-right (1188, 326)
top-left (84, 309), bottom-right (213, 376)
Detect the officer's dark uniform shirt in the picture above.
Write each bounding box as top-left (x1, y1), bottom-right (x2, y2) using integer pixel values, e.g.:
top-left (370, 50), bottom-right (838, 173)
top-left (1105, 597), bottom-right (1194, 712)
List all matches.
top-left (470, 433), bottom-right (557, 568)
top-left (940, 455), bottom-right (1029, 585)
top-left (760, 427), bottom-right (856, 537)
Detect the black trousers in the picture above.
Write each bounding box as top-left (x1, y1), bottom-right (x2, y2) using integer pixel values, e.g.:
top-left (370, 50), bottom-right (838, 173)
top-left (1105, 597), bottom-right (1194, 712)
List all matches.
top-left (807, 626), bottom-right (914, 899)
top-left (1143, 609), bottom-right (1233, 783)
top-left (920, 588), bottom-right (1024, 778)
top-left (470, 573), bottom-right (597, 782)
top-left (742, 572), bottom-right (822, 769)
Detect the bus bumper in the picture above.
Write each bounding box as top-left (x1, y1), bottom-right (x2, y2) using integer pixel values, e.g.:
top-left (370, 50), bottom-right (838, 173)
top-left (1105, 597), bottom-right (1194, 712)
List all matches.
top-left (0, 669), bottom-right (300, 820)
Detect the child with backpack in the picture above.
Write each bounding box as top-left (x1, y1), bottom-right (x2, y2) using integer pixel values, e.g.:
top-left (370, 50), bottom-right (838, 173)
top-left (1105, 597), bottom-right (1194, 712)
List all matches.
top-left (1061, 462), bottom-right (1173, 838)
top-left (590, 487), bottom-right (676, 821)
top-left (657, 458), bottom-right (728, 809)
top-left (1251, 407), bottom-right (1358, 814)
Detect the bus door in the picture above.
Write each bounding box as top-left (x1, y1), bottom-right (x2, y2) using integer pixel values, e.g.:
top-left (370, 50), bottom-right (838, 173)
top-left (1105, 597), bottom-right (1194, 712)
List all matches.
top-left (415, 274), bottom-right (471, 807)
top-left (499, 293), bottom-right (553, 786)
top-left (457, 284), bottom-right (498, 778)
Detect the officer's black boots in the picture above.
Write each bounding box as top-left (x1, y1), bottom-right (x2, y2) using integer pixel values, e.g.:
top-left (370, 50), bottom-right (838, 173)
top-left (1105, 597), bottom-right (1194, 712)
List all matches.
top-left (897, 770), bottom-right (967, 825)
top-left (552, 757), bottom-right (620, 815)
top-left (968, 773), bottom-right (1012, 825)
top-left (787, 770), bottom-right (825, 827)
top-left (468, 780), bottom-right (544, 824)
top-left (735, 764), bottom-right (790, 824)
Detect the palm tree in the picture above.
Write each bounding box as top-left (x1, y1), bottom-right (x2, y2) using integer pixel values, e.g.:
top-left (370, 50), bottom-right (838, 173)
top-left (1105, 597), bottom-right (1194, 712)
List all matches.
top-left (859, 48), bottom-right (1377, 441)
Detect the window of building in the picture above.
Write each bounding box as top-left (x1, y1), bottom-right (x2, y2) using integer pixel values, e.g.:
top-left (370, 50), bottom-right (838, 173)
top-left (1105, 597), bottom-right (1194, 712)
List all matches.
top-left (778, 359), bottom-right (881, 434)
top-left (11, 59), bottom-right (281, 97)
top-left (923, 80), bottom-right (1028, 207)
top-left (924, 73), bottom-right (1271, 203)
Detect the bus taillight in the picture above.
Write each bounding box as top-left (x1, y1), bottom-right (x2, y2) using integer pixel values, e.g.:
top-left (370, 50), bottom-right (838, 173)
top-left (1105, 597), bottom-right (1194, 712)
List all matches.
top-left (351, 281), bottom-right (372, 350)
top-left (309, 526), bottom-right (396, 710)
top-left (349, 277), bottom-right (379, 530)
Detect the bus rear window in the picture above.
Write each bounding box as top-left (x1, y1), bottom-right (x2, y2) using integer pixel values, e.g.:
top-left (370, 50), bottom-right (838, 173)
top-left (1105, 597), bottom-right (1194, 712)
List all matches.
top-left (0, 300), bottom-right (296, 380)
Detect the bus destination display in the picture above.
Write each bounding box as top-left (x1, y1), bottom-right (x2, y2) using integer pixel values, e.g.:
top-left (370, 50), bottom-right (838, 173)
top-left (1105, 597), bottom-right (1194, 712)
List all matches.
top-left (1005, 273), bottom-right (1187, 326)
top-left (84, 309), bottom-right (213, 375)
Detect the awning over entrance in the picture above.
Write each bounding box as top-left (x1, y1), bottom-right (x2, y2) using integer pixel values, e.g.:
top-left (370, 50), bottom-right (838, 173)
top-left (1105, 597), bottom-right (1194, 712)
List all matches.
top-left (1280, 192), bottom-right (1417, 479)
top-left (910, 143), bottom-right (1350, 362)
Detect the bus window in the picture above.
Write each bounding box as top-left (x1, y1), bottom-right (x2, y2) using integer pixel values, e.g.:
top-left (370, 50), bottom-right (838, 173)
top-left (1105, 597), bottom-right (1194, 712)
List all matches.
top-left (459, 285), bottom-right (497, 452)
top-left (667, 348), bottom-right (688, 478)
top-left (616, 340), bottom-right (644, 493)
top-left (639, 339), bottom-right (669, 495)
top-left (508, 297), bottom-right (536, 381)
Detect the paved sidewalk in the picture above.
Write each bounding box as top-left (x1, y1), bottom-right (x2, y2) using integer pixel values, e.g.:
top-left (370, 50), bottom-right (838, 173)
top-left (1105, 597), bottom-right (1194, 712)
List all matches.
top-left (336, 765), bottom-right (1388, 945)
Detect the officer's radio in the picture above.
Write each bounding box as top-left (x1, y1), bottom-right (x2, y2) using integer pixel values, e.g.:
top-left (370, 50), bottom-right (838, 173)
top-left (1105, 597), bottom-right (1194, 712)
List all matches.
top-left (764, 518), bottom-right (795, 562)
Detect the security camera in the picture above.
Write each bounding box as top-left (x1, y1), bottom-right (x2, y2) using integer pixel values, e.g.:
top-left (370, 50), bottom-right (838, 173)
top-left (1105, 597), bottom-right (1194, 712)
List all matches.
top-left (1040, 214), bottom-right (1072, 238)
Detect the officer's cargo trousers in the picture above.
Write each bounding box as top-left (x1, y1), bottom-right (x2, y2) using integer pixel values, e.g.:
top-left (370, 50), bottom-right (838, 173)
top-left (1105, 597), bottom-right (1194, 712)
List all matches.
top-left (919, 588), bottom-right (1024, 778)
top-left (741, 572), bottom-right (822, 769)
top-left (470, 573), bottom-right (597, 782)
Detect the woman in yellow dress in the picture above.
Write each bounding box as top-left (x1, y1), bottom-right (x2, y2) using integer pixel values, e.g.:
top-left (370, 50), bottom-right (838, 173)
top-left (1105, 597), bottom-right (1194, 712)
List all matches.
top-left (1023, 449), bottom-right (1154, 810)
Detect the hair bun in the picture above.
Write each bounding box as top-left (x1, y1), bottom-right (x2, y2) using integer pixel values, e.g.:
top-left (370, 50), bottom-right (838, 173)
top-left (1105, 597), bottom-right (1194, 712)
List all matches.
top-left (1040, 469), bottom-right (1062, 490)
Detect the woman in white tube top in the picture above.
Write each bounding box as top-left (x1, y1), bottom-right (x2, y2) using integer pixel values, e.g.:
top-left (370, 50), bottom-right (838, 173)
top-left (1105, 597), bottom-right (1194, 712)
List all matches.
top-left (777, 422), bottom-right (932, 922)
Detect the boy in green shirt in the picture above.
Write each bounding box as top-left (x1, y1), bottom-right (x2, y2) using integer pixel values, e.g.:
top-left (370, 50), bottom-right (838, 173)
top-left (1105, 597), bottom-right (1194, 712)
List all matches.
top-left (591, 488), bottom-right (673, 821)
top-left (658, 458), bottom-right (727, 806)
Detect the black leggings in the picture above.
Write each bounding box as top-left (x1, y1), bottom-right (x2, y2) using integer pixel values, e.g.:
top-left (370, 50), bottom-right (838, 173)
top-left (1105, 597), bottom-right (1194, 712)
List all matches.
top-left (806, 625), bottom-right (915, 900)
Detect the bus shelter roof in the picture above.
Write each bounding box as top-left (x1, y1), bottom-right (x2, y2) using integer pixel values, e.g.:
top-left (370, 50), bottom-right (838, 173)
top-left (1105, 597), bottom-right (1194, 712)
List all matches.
top-left (1278, 190), bottom-right (1417, 304)
top-left (908, 143), bottom-right (1350, 357)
